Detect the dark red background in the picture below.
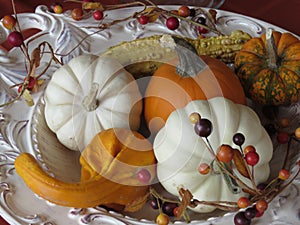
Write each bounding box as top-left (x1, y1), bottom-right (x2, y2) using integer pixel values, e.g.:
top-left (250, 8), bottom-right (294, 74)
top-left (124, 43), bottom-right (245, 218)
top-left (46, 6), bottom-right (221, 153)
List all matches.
top-left (0, 0), bottom-right (299, 224)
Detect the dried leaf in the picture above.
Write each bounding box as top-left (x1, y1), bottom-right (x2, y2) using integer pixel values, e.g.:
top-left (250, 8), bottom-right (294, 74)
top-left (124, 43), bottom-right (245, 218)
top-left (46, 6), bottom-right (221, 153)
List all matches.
top-left (82, 2), bottom-right (104, 11)
top-left (23, 89), bottom-right (34, 106)
top-left (232, 149), bottom-right (250, 179)
top-left (143, 7), bottom-right (159, 22)
top-left (208, 9), bottom-right (217, 24)
top-left (177, 188), bottom-right (193, 218)
top-left (31, 48), bottom-right (41, 68)
top-left (124, 191), bottom-right (149, 212)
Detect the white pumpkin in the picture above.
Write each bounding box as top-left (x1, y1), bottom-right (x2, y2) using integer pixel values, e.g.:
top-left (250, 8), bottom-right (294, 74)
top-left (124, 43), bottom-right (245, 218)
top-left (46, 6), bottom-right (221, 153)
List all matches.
top-left (44, 54), bottom-right (142, 151)
top-left (154, 97), bottom-right (273, 213)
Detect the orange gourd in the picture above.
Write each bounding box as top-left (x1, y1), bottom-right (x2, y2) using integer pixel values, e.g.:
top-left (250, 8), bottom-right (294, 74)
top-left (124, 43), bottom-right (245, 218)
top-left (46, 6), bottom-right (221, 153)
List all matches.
top-left (144, 36), bottom-right (246, 133)
top-left (234, 30), bottom-right (300, 105)
top-left (15, 128), bottom-right (156, 211)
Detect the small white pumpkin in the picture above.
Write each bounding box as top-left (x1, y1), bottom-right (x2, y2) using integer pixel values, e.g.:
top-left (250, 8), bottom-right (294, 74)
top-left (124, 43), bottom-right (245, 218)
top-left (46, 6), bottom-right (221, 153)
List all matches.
top-left (44, 54), bottom-right (142, 151)
top-left (154, 97), bottom-right (273, 213)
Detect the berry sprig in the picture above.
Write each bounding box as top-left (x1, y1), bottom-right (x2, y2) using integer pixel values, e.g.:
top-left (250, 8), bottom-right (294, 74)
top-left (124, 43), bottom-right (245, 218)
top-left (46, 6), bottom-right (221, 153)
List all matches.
top-left (0, 0), bottom-right (63, 108)
top-left (156, 112), bottom-right (300, 225)
top-left (62, 0), bottom-right (222, 35)
top-left (148, 187), bottom-right (189, 225)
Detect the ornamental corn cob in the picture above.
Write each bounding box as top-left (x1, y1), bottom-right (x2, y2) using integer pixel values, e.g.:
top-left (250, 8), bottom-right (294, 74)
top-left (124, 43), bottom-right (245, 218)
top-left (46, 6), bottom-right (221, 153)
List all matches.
top-left (102, 30), bottom-right (251, 77)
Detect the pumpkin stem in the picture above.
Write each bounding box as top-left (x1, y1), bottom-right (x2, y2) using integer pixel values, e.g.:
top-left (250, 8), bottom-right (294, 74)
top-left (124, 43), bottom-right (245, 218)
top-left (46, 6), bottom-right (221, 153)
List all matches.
top-left (82, 82), bottom-right (99, 111)
top-left (266, 29), bottom-right (278, 69)
top-left (172, 36), bottom-right (207, 77)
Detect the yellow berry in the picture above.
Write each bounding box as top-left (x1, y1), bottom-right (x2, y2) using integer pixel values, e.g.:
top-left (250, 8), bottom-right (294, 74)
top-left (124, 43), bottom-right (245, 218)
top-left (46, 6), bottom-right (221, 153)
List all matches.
top-left (156, 213), bottom-right (170, 225)
top-left (189, 112), bottom-right (201, 124)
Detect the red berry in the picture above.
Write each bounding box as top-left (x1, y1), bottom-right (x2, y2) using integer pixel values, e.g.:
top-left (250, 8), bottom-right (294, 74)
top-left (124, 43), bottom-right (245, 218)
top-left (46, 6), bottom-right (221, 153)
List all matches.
top-left (137, 169), bottom-right (151, 183)
top-left (245, 151), bottom-right (259, 166)
top-left (2, 15), bottom-right (17, 30)
top-left (255, 210), bottom-right (264, 217)
top-left (217, 145), bottom-right (234, 163)
top-left (7, 31), bottom-right (24, 47)
top-left (278, 169), bottom-right (290, 180)
top-left (26, 77), bottom-right (36, 90)
top-left (198, 26), bottom-right (208, 34)
top-left (173, 207), bottom-right (179, 217)
top-left (166, 17), bottom-right (179, 30)
top-left (18, 84), bottom-right (23, 93)
top-left (93, 10), bottom-right (103, 20)
top-left (71, 8), bottom-right (84, 21)
top-left (178, 6), bottom-right (190, 17)
top-left (256, 199), bottom-right (268, 212)
top-left (138, 15), bottom-right (149, 25)
top-left (18, 77), bottom-right (36, 93)
top-left (277, 132), bottom-right (289, 144)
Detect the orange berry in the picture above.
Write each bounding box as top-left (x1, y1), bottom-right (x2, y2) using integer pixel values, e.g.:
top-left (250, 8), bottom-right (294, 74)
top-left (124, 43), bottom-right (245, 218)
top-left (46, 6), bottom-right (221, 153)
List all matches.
top-left (198, 163), bottom-right (210, 175)
top-left (217, 145), bottom-right (234, 163)
top-left (243, 145), bottom-right (256, 155)
top-left (71, 8), bottom-right (83, 21)
top-left (2, 15), bottom-right (17, 30)
top-left (237, 197), bottom-right (250, 208)
top-left (278, 169), bottom-right (290, 180)
top-left (279, 118), bottom-right (290, 128)
top-left (256, 199), bottom-right (268, 212)
top-left (178, 5), bottom-right (190, 17)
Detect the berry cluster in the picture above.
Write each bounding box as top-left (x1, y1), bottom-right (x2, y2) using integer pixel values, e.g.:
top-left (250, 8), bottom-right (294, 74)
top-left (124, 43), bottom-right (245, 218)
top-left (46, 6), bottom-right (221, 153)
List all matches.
top-left (148, 188), bottom-right (181, 225)
top-left (1, 6), bottom-right (61, 108)
top-left (50, 2), bottom-right (104, 21)
top-left (137, 5), bottom-right (210, 34)
top-left (50, 1), bottom-right (219, 35)
top-left (188, 112), bottom-right (300, 225)
top-left (2, 15), bottom-right (23, 48)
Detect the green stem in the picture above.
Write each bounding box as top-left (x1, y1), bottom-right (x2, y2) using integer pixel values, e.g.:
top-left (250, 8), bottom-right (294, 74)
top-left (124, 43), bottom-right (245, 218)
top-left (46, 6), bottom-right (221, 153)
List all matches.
top-left (82, 83), bottom-right (99, 111)
top-left (171, 36), bottom-right (207, 78)
top-left (266, 29), bottom-right (278, 69)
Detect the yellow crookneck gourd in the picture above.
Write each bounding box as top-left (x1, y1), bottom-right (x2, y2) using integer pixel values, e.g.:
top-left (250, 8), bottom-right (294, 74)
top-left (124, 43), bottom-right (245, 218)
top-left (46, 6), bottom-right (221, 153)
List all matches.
top-left (15, 128), bottom-right (156, 211)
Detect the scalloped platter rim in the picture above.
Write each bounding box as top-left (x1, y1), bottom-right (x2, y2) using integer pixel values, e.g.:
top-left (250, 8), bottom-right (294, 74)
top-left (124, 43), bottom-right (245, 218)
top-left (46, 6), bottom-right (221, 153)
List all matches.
top-left (0, 5), bottom-right (299, 225)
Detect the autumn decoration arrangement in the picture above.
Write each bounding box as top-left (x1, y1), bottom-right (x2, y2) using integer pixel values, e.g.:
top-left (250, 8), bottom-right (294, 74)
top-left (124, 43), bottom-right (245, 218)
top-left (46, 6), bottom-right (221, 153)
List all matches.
top-left (1, 0), bottom-right (300, 225)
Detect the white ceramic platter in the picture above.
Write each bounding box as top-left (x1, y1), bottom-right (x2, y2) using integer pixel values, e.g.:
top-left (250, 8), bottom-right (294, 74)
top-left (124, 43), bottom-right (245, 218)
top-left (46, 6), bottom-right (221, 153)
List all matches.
top-left (0, 5), bottom-right (299, 225)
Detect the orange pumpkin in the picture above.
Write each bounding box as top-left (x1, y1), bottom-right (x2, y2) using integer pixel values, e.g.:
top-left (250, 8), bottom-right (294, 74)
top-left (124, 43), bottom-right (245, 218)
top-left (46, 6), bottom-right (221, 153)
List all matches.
top-left (234, 30), bottom-right (300, 105)
top-left (144, 37), bottom-right (246, 133)
top-left (15, 128), bottom-right (156, 211)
